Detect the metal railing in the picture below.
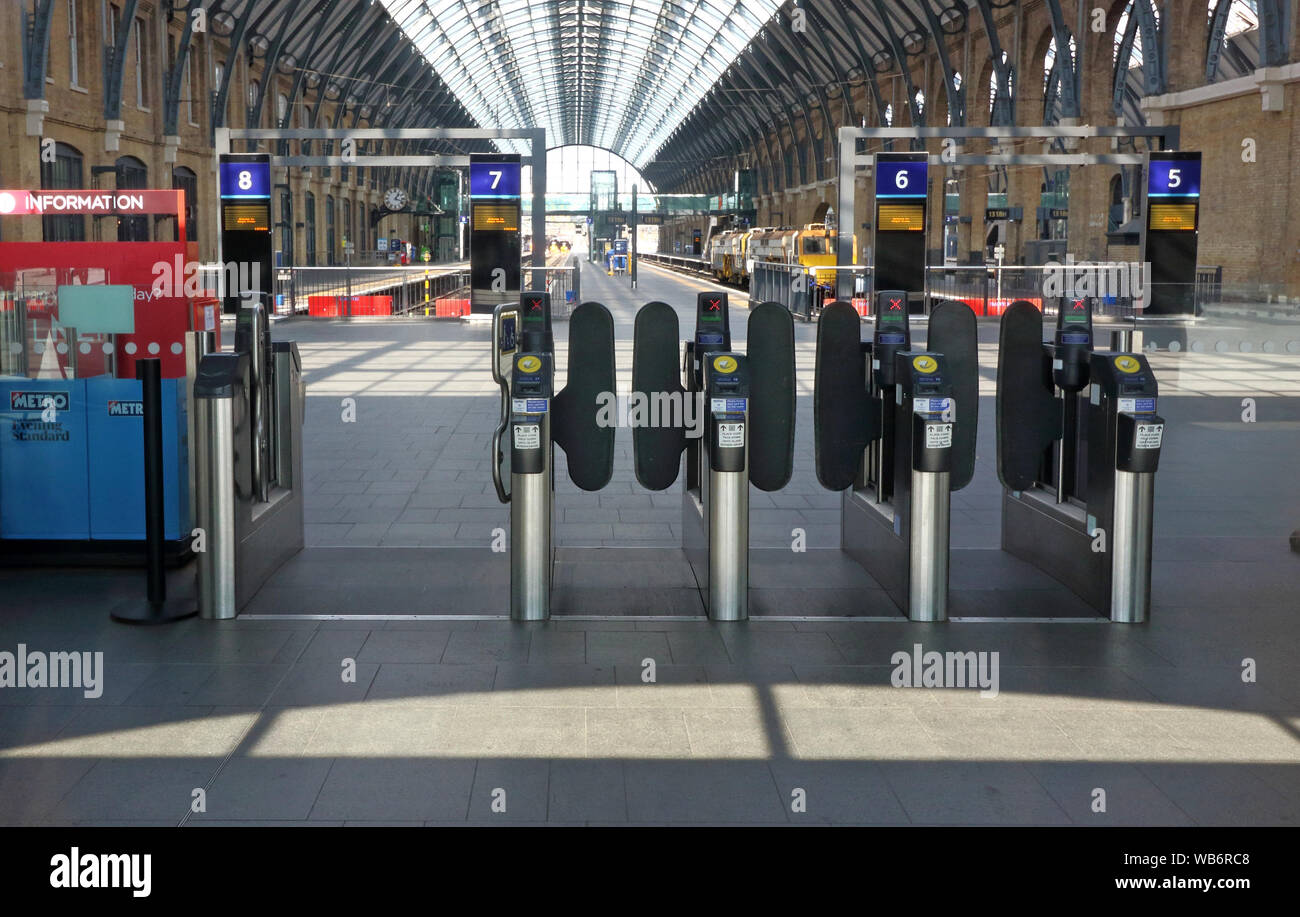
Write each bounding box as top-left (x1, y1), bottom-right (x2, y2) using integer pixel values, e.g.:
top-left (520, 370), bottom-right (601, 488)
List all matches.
top-left (543, 260), bottom-right (579, 318)
top-left (750, 262), bottom-right (871, 321)
top-left (926, 265), bottom-right (1057, 317)
top-left (638, 251), bottom-right (712, 275)
top-left (273, 264), bottom-right (470, 316)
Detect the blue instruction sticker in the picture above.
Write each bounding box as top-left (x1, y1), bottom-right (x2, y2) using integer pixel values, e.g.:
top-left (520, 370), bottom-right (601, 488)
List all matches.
top-left (711, 398), bottom-right (747, 414)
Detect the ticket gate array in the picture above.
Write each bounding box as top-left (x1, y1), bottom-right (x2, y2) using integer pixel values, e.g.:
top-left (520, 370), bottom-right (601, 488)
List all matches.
top-left (631, 293), bottom-right (795, 621)
top-left (193, 300), bottom-right (306, 618)
top-left (491, 291), bottom-right (615, 620)
top-left (997, 298), bottom-right (1165, 622)
top-left (813, 291), bottom-right (979, 621)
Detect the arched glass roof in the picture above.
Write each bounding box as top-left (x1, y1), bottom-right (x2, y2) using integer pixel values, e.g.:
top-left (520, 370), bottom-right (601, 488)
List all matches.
top-left (378, 0), bottom-right (782, 167)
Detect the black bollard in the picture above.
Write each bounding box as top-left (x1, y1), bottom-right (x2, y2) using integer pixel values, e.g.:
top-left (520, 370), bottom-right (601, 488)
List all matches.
top-left (111, 358), bottom-right (196, 624)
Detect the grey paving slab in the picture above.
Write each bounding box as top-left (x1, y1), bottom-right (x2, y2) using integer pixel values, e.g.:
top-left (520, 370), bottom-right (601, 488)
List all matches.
top-left (0, 758), bottom-right (99, 825)
top-left (357, 629), bottom-right (453, 664)
top-left (467, 759), bottom-right (550, 823)
top-left (879, 761), bottom-right (1072, 825)
top-left (441, 630), bottom-right (532, 665)
top-left (309, 759), bottom-right (476, 821)
top-left (1025, 762), bottom-right (1195, 825)
top-left (53, 758), bottom-right (221, 822)
top-left (548, 760), bottom-right (628, 822)
top-left (364, 664), bottom-right (496, 703)
top-left (192, 757), bottom-right (335, 821)
top-left (1135, 765), bottom-right (1300, 826)
top-left (623, 761), bottom-right (786, 823)
top-left (265, 661), bottom-right (379, 706)
top-left (767, 761), bottom-right (911, 825)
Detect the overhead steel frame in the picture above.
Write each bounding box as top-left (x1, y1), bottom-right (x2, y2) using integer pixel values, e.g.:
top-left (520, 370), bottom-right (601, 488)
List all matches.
top-left (1258, 0), bottom-right (1290, 67)
top-left (974, 0), bottom-right (1015, 126)
top-left (646, 0), bottom-right (980, 194)
top-left (21, 0), bottom-right (58, 99)
top-left (103, 0), bottom-right (143, 121)
top-left (833, 124), bottom-right (1181, 269)
top-left (216, 127), bottom-right (547, 286)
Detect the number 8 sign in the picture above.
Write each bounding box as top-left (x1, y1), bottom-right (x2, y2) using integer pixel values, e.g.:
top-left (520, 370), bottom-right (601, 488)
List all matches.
top-left (219, 157), bottom-right (270, 199)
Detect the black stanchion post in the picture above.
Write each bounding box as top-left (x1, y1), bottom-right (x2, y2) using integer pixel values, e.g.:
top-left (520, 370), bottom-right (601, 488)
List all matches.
top-left (111, 358), bottom-right (196, 624)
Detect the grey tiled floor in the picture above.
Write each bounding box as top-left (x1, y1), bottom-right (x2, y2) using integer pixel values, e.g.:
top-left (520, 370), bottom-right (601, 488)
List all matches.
top-left (1, 566), bottom-right (1297, 825)
top-left (2, 264), bottom-right (1298, 825)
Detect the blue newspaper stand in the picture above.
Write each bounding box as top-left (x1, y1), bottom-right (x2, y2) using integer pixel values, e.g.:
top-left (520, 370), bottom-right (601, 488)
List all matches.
top-left (0, 377), bottom-right (189, 549)
top-left (0, 379), bottom-right (90, 538)
top-left (86, 376), bottom-right (189, 540)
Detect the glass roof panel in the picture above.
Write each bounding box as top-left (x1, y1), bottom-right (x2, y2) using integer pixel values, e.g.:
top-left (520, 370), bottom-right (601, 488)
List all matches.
top-left (379, 0), bottom-right (782, 165)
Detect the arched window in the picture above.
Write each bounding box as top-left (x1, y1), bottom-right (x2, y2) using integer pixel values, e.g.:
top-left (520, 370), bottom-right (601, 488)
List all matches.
top-left (914, 89), bottom-right (925, 119)
top-left (342, 198), bottom-right (352, 256)
top-left (988, 52), bottom-right (1013, 116)
top-left (304, 192), bottom-right (317, 266)
top-left (279, 191), bottom-right (293, 266)
top-left (325, 196), bottom-right (336, 265)
top-left (172, 166), bottom-right (198, 246)
top-left (1044, 35), bottom-right (1077, 123)
top-left (884, 103), bottom-right (894, 126)
top-left (115, 156), bottom-right (149, 241)
top-left (1113, 3), bottom-right (1144, 68)
top-left (40, 142), bottom-right (85, 241)
top-left (1109, 173), bottom-right (1126, 231)
top-left (947, 72), bottom-right (962, 126)
top-left (214, 62), bottom-right (228, 125)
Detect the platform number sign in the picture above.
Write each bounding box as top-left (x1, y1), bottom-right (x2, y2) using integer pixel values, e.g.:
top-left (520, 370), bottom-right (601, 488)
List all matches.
top-left (470, 160), bottom-right (521, 199)
top-left (1147, 154), bottom-right (1201, 198)
top-left (219, 157), bottom-right (271, 200)
top-left (875, 158), bottom-right (928, 198)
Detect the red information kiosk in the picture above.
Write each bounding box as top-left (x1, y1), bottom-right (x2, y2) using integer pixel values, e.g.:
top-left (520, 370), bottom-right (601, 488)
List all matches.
top-left (0, 188), bottom-right (215, 560)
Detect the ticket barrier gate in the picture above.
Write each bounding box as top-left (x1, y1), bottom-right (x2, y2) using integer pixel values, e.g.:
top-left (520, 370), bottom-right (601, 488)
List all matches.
top-left (491, 291), bottom-right (615, 620)
top-left (631, 292), bottom-right (795, 621)
top-left (997, 298), bottom-right (1164, 622)
top-left (193, 302), bottom-right (305, 619)
top-left (813, 292), bottom-right (978, 621)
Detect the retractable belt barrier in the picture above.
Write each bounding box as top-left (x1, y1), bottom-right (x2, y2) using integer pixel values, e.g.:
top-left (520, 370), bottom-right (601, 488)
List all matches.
top-left (632, 292), bottom-right (795, 621)
top-left (813, 291), bottom-right (978, 621)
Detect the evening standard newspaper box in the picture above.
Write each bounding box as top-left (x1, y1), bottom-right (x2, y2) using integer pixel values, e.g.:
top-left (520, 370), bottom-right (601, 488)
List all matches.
top-left (0, 378), bottom-right (189, 541)
top-left (0, 381), bottom-right (89, 538)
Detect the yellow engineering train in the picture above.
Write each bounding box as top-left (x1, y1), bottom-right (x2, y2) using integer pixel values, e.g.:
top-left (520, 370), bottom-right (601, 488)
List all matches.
top-left (706, 223), bottom-right (856, 290)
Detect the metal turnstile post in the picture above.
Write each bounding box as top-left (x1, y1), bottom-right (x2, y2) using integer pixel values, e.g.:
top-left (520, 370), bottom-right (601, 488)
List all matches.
top-left (908, 469), bottom-right (951, 622)
top-left (510, 414), bottom-right (552, 621)
top-left (1109, 470), bottom-right (1154, 623)
top-left (194, 355), bottom-right (246, 620)
top-left (706, 458), bottom-right (749, 621)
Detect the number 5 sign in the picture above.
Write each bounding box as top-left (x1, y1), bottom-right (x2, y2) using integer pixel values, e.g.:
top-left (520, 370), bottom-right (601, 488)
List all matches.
top-left (1147, 153), bottom-right (1201, 198)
